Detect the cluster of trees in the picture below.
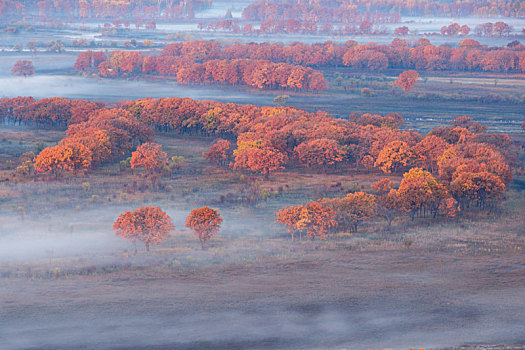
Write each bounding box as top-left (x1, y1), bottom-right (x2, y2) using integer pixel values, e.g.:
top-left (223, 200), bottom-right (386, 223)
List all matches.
top-left (341, 38), bottom-right (525, 73)
top-left (34, 108), bottom-right (152, 177)
top-left (243, 0), bottom-right (524, 19)
top-left (0, 97), bottom-right (154, 177)
top-left (114, 206), bottom-right (222, 251)
top-left (2, 97), bottom-right (514, 217)
top-left (440, 23), bottom-right (471, 37)
top-left (0, 0), bottom-right (211, 21)
top-left (76, 39), bottom-right (525, 79)
top-left (276, 116), bottom-right (514, 237)
top-left (75, 48), bottom-right (328, 91)
top-left (199, 18), bottom-right (390, 36)
top-left (242, 2), bottom-right (400, 24)
top-left (474, 22), bottom-right (514, 37)
top-left (82, 39), bottom-right (525, 76)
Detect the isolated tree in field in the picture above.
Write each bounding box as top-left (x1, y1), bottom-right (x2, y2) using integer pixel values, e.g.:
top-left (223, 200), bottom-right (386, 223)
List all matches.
top-left (395, 70), bottom-right (419, 91)
top-left (12, 60), bottom-right (35, 76)
top-left (185, 207), bottom-right (223, 249)
top-left (273, 95), bottom-right (289, 106)
top-left (114, 206), bottom-right (174, 252)
top-left (130, 142), bottom-right (168, 176)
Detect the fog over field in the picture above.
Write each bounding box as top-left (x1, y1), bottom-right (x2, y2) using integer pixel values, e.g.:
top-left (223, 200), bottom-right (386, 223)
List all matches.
top-left (1, 0), bottom-right (525, 349)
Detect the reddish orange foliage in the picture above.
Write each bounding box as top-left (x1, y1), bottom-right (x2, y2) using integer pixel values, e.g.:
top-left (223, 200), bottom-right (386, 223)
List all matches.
top-left (395, 70), bottom-right (419, 91)
top-left (233, 146), bottom-right (287, 177)
top-left (12, 60), bottom-right (34, 76)
top-left (113, 206), bottom-right (174, 251)
top-left (413, 135), bottom-right (449, 173)
top-left (375, 141), bottom-right (415, 174)
top-left (203, 139), bottom-right (232, 165)
top-left (396, 168), bottom-right (457, 219)
top-left (295, 138), bottom-right (345, 169)
top-left (321, 192), bottom-right (376, 232)
top-left (185, 207), bottom-right (223, 249)
top-left (130, 142), bottom-right (168, 176)
top-left (276, 201), bottom-right (336, 240)
top-left (34, 142), bottom-right (92, 177)
top-left (276, 205), bottom-right (303, 240)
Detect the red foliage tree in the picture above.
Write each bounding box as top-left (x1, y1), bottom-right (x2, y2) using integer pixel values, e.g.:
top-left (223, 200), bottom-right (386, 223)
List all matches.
top-left (395, 70), bottom-right (419, 91)
top-left (185, 207), bottom-right (223, 249)
top-left (33, 142), bottom-right (92, 177)
top-left (114, 206), bottom-right (174, 252)
top-left (203, 139), bottom-right (232, 165)
top-left (12, 60), bottom-right (34, 76)
top-left (130, 142), bottom-right (168, 176)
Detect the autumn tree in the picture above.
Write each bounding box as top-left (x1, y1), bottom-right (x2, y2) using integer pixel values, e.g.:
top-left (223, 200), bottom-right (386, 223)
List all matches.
top-left (130, 142), bottom-right (168, 176)
top-left (450, 167), bottom-right (505, 209)
top-left (294, 138), bottom-right (345, 170)
top-left (12, 60), bottom-right (35, 76)
top-left (114, 206), bottom-right (174, 252)
top-left (372, 179), bottom-right (402, 228)
top-left (275, 205), bottom-right (303, 240)
top-left (413, 135), bottom-right (449, 173)
top-left (185, 207), bottom-right (223, 249)
top-left (293, 201), bottom-right (336, 240)
top-left (203, 139), bottom-right (232, 165)
top-left (374, 141), bottom-right (415, 174)
top-left (33, 143), bottom-right (92, 177)
top-left (396, 168), bottom-right (457, 220)
top-left (395, 70), bottom-right (419, 91)
top-left (322, 192), bottom-right (376, 232)
top-left (233, 144), bottom-right (287, 178)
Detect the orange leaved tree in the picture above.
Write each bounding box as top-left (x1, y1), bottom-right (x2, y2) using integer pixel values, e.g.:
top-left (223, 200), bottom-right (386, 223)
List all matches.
top-left (33, 142), bottom-right (92, 177)
top-left (275, 205), bottom-right (303, 240)
top-left (203, 139), bottom-right (232, 165)
top-left (185, 207), bottom-right (223, 249)
top-left (374, 140), bottom-right (415, 174)
top-left (12, 60), bottom-right (35, 77)
top-left (281, 201), bottom-right (336, 240)
top-left (130, 142), bottom-right (168, 176)
top-left (113, 206), bottom-right (174, 252)
top-left (395, 70), bottom-right (419, 91)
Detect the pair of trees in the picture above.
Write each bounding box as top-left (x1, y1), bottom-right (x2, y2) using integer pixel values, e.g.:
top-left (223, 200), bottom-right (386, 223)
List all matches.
top-left (114, 206), bottom-right (223, 251)
top-left (276, 201), bottom-right (336, 240)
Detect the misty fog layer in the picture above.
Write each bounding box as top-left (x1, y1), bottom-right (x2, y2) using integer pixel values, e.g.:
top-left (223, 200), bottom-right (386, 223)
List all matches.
top-left (2, 262), bottom-right (524, 350)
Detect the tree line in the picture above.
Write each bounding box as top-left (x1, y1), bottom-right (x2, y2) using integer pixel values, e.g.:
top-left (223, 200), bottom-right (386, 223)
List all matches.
top-left (0, 0), bottom-right (210, 21)
top-left (75, 49), bottom-right (328, 91)
top-left (242, 0), bottom-right (524, 20)
top-left (76, 39), bottom-right (525, 80)
top-left (2, 95), bottom-right (517, 238)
